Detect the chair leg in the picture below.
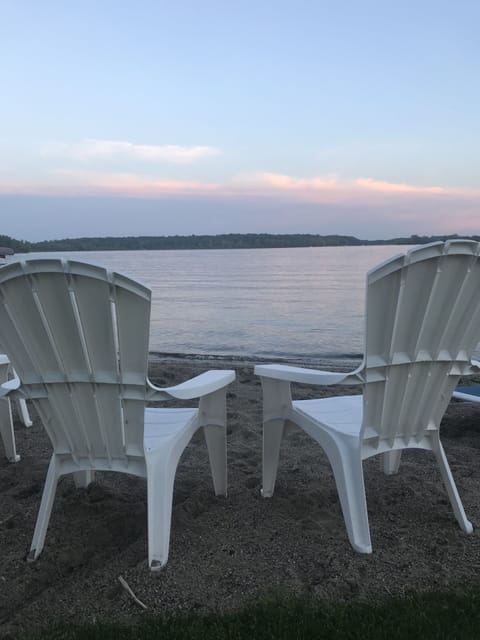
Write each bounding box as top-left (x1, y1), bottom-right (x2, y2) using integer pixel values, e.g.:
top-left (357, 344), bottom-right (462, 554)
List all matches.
top-left (203, 424), bottom-right (227, 496)
top-left (73, 470), bottom-right (95, 488)
top-left (28, 455), bottom-right (61, 561)
top-left (145, 417), bottom-right (211, 570)
top-left (145, 451), bottom-right (178, 571)
top-left (326, 440), bottom-right (372, 553)
top-left (17, 398), bottom-right (33, 427)
top-left (0, 397), bottom-right (20, 462)
top-left (432, 440), bottom-right (472, 534)
top-left (382, 450), bottom-right (402, 475)
top-left (262, 419), bottom-right (285, 498)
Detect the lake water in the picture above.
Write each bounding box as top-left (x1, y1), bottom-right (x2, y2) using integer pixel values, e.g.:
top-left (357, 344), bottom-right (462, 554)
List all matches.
top-left (12, 245), bottom-right (414, 362)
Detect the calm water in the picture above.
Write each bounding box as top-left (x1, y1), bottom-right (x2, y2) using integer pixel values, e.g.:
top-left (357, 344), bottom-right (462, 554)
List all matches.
top-left (12, 245), bottom-right (413, 361)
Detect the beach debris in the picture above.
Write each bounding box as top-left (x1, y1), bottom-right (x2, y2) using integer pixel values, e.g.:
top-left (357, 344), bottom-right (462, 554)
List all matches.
top-left (118, 576), bottom-right (148, 610)
top-left (0, 514), bottom-right (14, 527)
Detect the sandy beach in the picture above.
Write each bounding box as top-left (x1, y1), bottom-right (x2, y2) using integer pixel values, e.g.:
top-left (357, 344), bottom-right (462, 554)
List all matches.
top-left (1, 355), bottom-right (480, 636)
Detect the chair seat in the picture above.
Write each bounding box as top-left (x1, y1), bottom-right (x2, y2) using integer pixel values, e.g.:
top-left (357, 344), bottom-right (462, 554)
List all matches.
top-left (144, 407), bottom-right (198, 449)
top-left (293, 395), bottom-right (363, 436)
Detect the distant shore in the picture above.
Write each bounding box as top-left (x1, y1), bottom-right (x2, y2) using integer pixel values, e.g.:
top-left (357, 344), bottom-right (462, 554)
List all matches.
top-left (3, 232), bottom-right (479, 254)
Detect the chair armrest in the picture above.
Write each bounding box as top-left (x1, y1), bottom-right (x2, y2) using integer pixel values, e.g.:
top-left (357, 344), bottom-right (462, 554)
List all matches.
top-left (0, 376), bottom-right (20, 398)
top-left (147, 369), bottom-right (235, 400)
top-left (453, 359), bottom-right (480, 377)
top-left (254, 363), bottom-right (363, 386)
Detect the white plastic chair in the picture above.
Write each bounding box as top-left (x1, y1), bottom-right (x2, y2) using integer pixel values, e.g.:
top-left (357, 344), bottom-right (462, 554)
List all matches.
top-left (0, 354), bottom-right (32, 462)
top-left (255, 240), bottom-right (480, 553)
top-left (0, 247), bottom-right (33, 461)
top-left (0, 258), bottom-right (235, 569)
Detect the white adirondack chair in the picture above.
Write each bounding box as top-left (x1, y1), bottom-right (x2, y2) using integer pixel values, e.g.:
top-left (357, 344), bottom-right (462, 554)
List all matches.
top-left (0, 258), bottom-right (235, 569)
top-left (255, 240), bottom-right (480, 553)
top-left (0, 354), bottom-right (33, 462)
top-left (0, 244), bottom-right (33, 461)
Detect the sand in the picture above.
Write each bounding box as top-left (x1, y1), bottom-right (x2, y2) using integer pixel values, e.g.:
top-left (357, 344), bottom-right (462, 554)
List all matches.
top-left (1, 356), bottom-right (480, 637)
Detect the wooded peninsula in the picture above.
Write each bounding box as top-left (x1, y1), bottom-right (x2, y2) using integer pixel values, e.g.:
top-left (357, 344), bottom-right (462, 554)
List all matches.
top-left (1, 233), bottom-right (478, 253)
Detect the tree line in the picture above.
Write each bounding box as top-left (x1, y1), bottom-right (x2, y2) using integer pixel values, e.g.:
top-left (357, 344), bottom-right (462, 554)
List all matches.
top-left (1, 233), bottom-right (479, 253)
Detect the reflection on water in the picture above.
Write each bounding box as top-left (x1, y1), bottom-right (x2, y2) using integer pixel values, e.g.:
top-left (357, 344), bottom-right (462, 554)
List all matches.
top-left (10, 245), bottom-right (452, 360)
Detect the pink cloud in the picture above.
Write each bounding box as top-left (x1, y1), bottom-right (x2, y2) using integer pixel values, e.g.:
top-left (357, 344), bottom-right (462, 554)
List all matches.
top-left (249, 173), bottom-right (339, 190)
top-left (241, 172), bottom-right (478, 203)
top-left (0, 171), bottom-right (219, 197)
top-left (0, 170), bottom-right (478, 237)
top-left (0, 169), bottom-right (480, 238)
top-left (59, 170), bottom-right (220, 196)
top-left (353, 177), bottom-right (448, 195)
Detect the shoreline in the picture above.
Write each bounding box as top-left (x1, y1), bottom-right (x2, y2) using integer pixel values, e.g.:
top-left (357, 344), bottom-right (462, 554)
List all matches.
top-left (148, 351), bottom-right (363, 370)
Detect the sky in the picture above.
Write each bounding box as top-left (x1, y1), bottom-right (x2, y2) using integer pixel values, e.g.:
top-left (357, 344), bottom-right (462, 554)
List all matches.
top-left (1, 0), bottom-right (479, 241)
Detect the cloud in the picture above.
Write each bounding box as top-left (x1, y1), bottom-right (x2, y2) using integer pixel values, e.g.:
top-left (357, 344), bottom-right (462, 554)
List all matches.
top-left (1, 170), bottom-right (479, 237)
top-left (0, 170), bottom-right (219, 197)
top-left (235, 172), bottom-right (480, 205)
top-left (2, 169), bottom-right (479, 204)
top-left (42, 139), bottom-right (221, 163)
top-left (353, 178), bottom-right (447, 195)
top-left (65, 171), bottom-right (220, 196)
top-left (243, 173), bottom-right (339, 190)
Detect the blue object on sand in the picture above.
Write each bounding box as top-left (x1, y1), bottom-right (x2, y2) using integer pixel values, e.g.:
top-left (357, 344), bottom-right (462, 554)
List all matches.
top-left (453, 385), bottom-right (480, 401)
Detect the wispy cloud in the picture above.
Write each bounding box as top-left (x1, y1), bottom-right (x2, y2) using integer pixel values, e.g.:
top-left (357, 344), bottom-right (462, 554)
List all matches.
top-left (1, 169), bottom-right (479, 238)
top-left (0, 170), bottom-right (219, 197)
top-left (1, 170), bottom-right (479, 237)
top-left (353, 177), bottom-right (447, 195)
top-left (237, 172), bottom-right (477, 203)
top-left (60, 170), bottom-right (220, 196)
top-left (42, 139), bottom-right (221, 163)
top-left (2, 170), bottom-right (479, 204)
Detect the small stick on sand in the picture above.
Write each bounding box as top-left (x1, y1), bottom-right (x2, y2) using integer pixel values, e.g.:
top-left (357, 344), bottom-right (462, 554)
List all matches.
top-left (118, 576), bottom-right (148, 610)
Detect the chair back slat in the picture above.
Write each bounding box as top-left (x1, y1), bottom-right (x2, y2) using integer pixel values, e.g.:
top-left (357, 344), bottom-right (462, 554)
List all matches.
top-left (112, 273), bottom-right (151, 384)
top-left (362, 240), bottom-right (480, 444)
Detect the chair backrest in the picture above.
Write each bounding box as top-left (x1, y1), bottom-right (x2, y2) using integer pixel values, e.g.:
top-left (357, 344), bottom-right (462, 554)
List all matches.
top-left (361, 240), bottom-right (480, 445)
top-left (0, 259), bottom-right (152, 466)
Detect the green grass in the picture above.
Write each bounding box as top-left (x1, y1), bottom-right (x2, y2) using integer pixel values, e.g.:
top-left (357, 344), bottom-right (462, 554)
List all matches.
top-left (22, 590), bottom-right (480, 640)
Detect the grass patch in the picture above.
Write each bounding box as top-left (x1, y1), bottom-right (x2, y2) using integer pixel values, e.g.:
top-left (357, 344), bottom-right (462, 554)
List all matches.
top-left (24, 590), bottom-right (480, 639)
